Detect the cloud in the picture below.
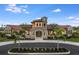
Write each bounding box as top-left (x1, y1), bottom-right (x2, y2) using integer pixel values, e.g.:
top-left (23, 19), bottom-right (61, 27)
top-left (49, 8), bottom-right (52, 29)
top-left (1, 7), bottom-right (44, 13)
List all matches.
top-left (0, 20), bottom-right (20, 27)
top-left (52, 8), bottom-right (61, 13)
top-left (70, 18), bottom-right (79, 26)
top-left (71, 20), bottom-right (79, 23)
top-left (6, 6), bottom-right (22, 13)
top-left (0, 20), bottom-right (9, 27)
top-left (70, 22), bottom-right (79, 26)
top-left (67, 16), bottom-right (75, 19)
top-left (5, 4), bottom-right (30, 14)
top-left (8, 4), bottom-right (16, 7)
top-left (67, 16), bottom-right (79, 20)
top-left (69, 23), bottom-right (79, 27)
top-left (67, 16), bottom-right (79, 26)
top-left (20, 5), bottom-right (28, 8)
top-left (22, 9), bottom-right (30, 14)
top-left (36, 17), bottom-right (41, 19)
top-left (0, 20), bottom-right (12, 25)
top-left (75, 17), bottom-right (79, 20)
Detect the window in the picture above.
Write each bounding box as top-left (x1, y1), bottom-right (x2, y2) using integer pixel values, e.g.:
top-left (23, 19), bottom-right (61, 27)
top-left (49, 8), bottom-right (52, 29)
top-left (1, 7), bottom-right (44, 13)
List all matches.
top-left (39, 23), bottom-right (41, 27)
top-left (44, 24), bottom-right (45, 26)
top-left (36, 23), bottom-right (38, 27)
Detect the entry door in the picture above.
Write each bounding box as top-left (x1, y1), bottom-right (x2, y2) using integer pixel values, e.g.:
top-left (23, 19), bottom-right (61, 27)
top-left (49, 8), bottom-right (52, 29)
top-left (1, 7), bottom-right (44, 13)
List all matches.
top-left (35, 31), bottom-right (43, 40)
top-left (36, 31), bottom-right (42, 37)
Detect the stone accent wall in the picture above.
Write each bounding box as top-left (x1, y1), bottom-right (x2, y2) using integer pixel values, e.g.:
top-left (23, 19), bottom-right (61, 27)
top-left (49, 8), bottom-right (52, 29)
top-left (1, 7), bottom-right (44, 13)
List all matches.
top-left (30, 27), bottom-right (48, 39)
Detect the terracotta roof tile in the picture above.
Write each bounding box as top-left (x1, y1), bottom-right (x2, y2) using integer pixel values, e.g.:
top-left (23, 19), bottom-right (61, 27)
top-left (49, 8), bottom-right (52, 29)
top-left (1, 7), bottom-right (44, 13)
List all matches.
top-left (31, 19), bottom-right (43, 23)
top-left (7, 25), bottom-right (21, 30)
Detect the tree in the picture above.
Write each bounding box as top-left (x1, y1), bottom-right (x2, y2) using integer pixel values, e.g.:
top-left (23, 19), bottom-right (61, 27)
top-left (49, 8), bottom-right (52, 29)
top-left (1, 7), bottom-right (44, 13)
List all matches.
top-left (72, 26), bottom-right (79, 38)
top-left (20, 23), bottom-right (28, 30)
top-left (20, 23), bottom-right (29, 39)
top-left (51, 24), bottom-right (59, 39)
top-left (52, 26), bottom-right (66, 50)
top-left (13, 31), bottom-right (21, 47)
top-left (11, 30), bottom-right (18, 47)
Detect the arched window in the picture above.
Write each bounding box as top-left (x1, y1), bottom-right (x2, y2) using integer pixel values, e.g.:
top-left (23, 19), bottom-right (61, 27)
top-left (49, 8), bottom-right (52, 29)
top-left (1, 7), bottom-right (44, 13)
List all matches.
top-left (44, 24), bottom-right (45, 26)
top-left (39, 23), bottom-right (41, 27)
top-left (36, 23), bottom-right (38, 27)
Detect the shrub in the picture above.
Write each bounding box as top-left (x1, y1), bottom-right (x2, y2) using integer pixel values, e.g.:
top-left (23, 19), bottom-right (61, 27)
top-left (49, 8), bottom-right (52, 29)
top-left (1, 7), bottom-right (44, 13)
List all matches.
top-left (0, 32), bottom-right (6, 37)
top-left (5, 34), bottom-right (16, 39)
top-left (9, 47), bottom-right (69, 53)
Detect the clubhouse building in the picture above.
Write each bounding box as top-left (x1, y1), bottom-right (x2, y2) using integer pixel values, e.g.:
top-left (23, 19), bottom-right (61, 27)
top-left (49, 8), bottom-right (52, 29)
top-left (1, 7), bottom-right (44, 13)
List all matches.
top-left (5, 16), bottom-right (73, 40)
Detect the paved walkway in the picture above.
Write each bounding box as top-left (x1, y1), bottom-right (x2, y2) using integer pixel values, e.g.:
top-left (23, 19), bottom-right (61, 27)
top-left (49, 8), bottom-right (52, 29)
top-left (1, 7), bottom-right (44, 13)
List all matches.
top-left (0, 40), bottom-right (79, 46)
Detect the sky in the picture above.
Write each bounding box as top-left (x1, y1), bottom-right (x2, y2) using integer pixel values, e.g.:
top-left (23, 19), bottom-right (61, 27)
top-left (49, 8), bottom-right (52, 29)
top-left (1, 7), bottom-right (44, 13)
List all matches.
top-left (0, 4), bottom-right (79, 27)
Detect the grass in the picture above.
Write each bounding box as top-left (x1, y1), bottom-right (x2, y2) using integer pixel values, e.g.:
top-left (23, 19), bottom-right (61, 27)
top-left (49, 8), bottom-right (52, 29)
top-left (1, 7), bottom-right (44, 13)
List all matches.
top-left (0, 37), bottom-right (14, 42)
top-left (0, 36), bottom-right (79, 42)
top-left (65, 37), bottom-right (79, 42)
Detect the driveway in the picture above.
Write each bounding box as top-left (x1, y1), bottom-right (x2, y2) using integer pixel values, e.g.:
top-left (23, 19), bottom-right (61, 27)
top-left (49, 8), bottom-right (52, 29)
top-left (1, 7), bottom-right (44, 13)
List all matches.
top-left (0, 43), bottom-right (79, 55)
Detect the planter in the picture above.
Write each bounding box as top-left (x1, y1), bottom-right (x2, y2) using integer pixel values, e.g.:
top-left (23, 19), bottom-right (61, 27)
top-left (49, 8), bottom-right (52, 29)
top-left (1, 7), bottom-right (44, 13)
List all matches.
top-left (8, 47), bottom-right (70, 55)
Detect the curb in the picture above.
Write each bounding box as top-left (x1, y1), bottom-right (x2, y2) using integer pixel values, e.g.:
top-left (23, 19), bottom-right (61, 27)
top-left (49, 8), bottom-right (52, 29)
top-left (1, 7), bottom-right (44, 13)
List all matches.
top-left (0, 40), bottom-right (79, 47)
top-left (8, 50), bottom-right (71, 55)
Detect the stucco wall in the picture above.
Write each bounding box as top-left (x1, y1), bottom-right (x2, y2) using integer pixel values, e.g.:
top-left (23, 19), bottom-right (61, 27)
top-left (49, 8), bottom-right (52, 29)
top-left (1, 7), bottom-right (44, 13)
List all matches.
top-left (25, 27), bottom-right (48, 40)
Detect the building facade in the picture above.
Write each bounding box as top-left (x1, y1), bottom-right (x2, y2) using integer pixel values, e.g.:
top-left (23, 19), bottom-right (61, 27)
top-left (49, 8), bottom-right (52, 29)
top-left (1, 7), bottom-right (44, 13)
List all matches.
top-left (24, 16), bottom-right (73, 40)
top-left (25, 16), bottom-right (48, 40)
top-left (5, 16), bottom-right (73, 40)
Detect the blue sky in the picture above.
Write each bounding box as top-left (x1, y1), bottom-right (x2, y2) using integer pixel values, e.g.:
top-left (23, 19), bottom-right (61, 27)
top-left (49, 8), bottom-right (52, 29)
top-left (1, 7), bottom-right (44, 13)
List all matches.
top-left (0, 4), bottom-right (79, 27)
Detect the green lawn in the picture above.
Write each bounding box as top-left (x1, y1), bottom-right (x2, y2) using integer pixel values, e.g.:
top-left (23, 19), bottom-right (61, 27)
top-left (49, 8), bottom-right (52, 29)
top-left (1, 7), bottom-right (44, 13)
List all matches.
top-left (0, 37), bottom-right (14, 42)
top-left (0, 37), bottom-right (79, 42)
top-left (64, 37), bottom-right (79, 42)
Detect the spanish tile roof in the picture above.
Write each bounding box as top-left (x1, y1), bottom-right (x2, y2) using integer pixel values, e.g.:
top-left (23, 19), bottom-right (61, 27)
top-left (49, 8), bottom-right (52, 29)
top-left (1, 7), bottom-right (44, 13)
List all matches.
top-left (6, 25), bottom-right (21, 30)
top-left (6, 24), bottom-right (72, 31)
top-left (47, 24), bottom-right (72, 30)
top-left (31, 19), bottom-right (43, 23)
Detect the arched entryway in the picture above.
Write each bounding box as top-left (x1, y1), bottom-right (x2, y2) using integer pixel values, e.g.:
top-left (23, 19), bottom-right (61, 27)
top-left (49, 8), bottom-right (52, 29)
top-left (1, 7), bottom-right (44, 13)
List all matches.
top-left (36, 31), bottom-right (42, 37)
top-left (35, 31), bottom-right (43, 40)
